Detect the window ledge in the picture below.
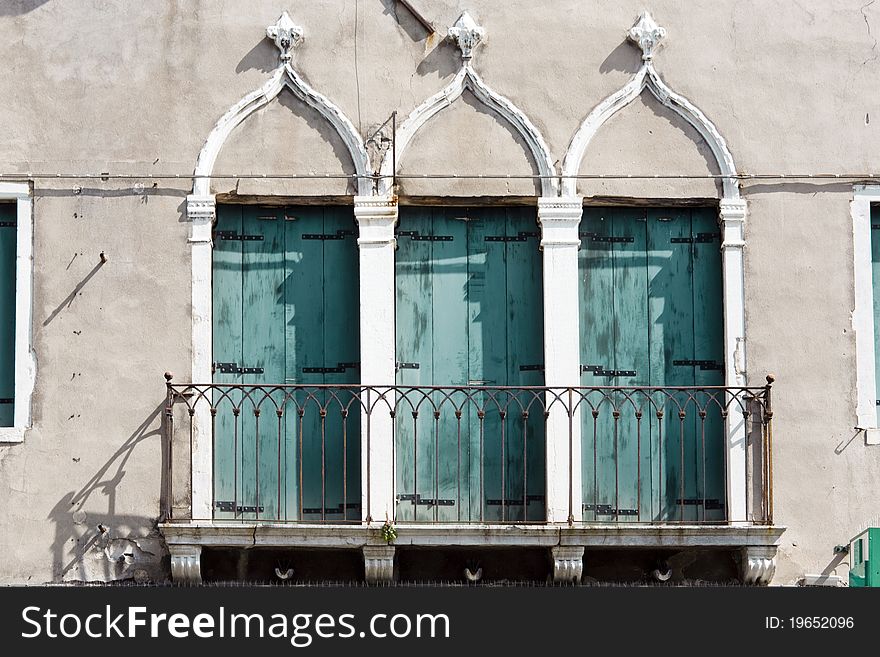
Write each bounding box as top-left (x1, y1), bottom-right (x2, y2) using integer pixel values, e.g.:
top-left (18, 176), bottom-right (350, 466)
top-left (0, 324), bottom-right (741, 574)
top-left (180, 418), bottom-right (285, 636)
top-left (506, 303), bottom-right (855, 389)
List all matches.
top-left (0, 427), bottom-right (25, 443)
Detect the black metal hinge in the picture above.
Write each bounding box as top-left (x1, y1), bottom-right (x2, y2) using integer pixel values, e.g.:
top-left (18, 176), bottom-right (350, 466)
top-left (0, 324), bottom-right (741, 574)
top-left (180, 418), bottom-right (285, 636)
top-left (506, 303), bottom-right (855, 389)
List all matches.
top-left (302, 362), bottom-right (359, 374)
top-left (873, 224), bottom-right (880, 230)
top-left (584, 503), bottom-right (639, 516)
top-left (302, 229), bottom-right (355, 240)
top-left (215, 231), bottom-right (264, 241)
top-left (303, 502), bottom-right (362, 514)
top-left (213, 362), bottom-right (264, 375)
top-left (589, 235), bottom-right (634, 244)
top-left (0, 398), bottom-right (12, 405)
top-left (397, 494), bottom-right (455, 506)
top-left (582, 364), bottom-right (637, 377)
top-left (519, 364), bottom-right (544, 372)
top-left (485, 231), bottom-right (539, 242)
top-left (0, 221), bottom-right (16, 228)
top-left (673, 359), bottom-right (723, 371)
top-left (396, 362), bottom-right (420, 371)
top-left (397, 230), bottom-right (454, 241)
top-left (671, 232), bottom-right (720, 244)
top-left (487, 495), bottom-right (545, 506)
top-left (676, 498), bottom-right (724, 510)
top-left (215, 501), bottom-right (264, 513)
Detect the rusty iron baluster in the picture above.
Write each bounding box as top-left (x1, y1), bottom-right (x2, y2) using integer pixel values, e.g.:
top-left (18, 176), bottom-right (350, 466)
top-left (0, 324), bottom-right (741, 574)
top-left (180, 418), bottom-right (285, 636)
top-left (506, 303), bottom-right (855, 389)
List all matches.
top-left (456, 407), bottom-right (462, 523)
top-left (700, 403), bottom-right (707, 523)
top-left (765, 375), bottom-right (775, 525)
top-left (522, 406), bottom-right (529, 522)
top-left (678, 407), bottom-right (685, 523)
top-left (298, 407), bottom-right (304, 521)
top-left (434, 407), bottom-right (440, 524)
top-left (500, 407), bottom-right (507, 523)
top-left (479, 407), bottom-right (485, 523)
top-left (412, 408), bottom-right (419, 523)
top-left (342, 406), bottom-right (348, 523)
top-left (657, 406), bottom-right (664, 522)
top-left (592, 407), bottom-right (599, 523)
top-left (254, 406), bottom-right (261, 522)
top-left (636, 404), bottom-right (642, 523)
top-left (320, 406), bottom-right (327, 522)
top-left (163, 374), bottom-right (174, 521)
top-left (276, 405), bottom-right (283, 522)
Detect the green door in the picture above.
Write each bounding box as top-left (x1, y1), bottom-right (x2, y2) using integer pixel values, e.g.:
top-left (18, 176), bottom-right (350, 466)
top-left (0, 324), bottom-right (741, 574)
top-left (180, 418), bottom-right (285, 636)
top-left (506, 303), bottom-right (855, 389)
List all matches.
top-left (579, 207), bottom-right (724, 522)
top-left (213, 205), bottom-right (360, 522)
top-left (0, 204), bottom-right (15, 427)
top-left (395, 206), bottom-right (545, 522)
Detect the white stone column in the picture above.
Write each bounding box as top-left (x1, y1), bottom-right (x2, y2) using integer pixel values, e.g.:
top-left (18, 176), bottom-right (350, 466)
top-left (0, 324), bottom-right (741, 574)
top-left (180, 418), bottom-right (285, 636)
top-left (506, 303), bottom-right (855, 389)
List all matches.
top-left (187, 194), bottom-right (216, 521)
top-left (720, 199), bottom-right (748, 523)
top-left (538, 197), bottom-right (583, 524)
top-left (354, 196), bottom-right (398, 524)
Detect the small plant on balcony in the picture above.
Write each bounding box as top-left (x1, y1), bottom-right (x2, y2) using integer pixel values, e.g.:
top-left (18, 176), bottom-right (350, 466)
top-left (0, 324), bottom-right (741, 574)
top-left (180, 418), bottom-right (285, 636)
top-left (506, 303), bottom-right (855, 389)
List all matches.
top-left (381, 520), bottom-right (397, 544)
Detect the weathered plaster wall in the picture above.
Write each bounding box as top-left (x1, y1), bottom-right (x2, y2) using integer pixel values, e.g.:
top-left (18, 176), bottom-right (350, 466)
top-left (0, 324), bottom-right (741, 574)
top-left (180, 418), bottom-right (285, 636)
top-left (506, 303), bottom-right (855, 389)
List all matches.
top-left (0, 0), bottom-right (878, 583)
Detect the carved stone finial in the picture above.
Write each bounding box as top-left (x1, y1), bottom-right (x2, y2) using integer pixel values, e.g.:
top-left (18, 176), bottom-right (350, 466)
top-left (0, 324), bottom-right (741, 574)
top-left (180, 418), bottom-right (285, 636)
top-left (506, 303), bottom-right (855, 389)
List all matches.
top-left (448, 11), bottom-right (485, 61)
top-left (266, 11), bottom-right (304, 63)
top-left (628, 11), bottom-right (666, 61)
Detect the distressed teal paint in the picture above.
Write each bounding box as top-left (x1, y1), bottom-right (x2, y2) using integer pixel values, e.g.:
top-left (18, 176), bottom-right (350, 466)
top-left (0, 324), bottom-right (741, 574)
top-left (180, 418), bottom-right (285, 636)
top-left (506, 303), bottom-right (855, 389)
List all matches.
top-left (395, 207), bottom-right (545, 522)
top-left (579, 207), bottom-right (723, 522)
top-left (212, 205), bottom-right (360, 521)
top-left (0, 204), bottom-right (15, 427)
top-left (872, 207), bottom-right (880, 417)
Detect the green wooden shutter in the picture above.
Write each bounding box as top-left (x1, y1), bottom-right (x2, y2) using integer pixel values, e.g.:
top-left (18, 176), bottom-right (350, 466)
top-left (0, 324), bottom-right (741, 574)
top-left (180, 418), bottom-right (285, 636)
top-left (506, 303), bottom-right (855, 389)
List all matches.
top-left (579, 207), bottom-right (723, 522)
top-left (0, 204), bottom-right (16, 427)
top-left (395, 206), bottom-right (545, 522)
top-left (212, 205), bottom-right (360, 521)
top-left (871, 206), bottom-right (880, 413)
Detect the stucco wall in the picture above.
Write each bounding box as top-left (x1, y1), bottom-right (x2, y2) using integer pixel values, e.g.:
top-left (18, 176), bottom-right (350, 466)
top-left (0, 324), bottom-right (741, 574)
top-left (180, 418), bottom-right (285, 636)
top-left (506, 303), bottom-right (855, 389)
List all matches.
top-left (0, 0), bottom-right (878, 584)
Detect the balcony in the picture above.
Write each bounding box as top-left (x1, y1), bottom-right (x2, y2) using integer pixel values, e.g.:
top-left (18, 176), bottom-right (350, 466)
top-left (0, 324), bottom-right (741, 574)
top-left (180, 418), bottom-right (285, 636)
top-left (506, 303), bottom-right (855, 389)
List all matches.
top-left (160, 378), bottom-right (782, 583)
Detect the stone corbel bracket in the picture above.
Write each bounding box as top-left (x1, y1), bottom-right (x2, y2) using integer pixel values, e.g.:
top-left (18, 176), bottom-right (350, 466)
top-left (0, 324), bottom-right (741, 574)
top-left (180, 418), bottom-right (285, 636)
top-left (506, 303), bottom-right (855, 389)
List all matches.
top-left (189, 11), bottom-right (372, 205)
top-left (561, 11), bottom-right (740, 200)
top-left (377, 11), bottom-right (557, 198)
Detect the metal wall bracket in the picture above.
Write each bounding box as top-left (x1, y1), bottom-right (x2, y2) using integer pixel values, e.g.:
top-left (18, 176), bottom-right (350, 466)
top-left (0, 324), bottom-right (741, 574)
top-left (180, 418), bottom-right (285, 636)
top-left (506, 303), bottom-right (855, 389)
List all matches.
top-left (396, 362), bottom-right (420, 371)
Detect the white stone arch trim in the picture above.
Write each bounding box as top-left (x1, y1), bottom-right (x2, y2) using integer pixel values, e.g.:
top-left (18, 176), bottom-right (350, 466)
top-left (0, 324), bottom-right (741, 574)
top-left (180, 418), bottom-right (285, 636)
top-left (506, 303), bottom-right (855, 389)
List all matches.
top-left (378, 24), bottom-right (557, 197)
top-left (561, 63), bottom-right (739, 199)
top-left (191, 65), bottom-right (372, 198)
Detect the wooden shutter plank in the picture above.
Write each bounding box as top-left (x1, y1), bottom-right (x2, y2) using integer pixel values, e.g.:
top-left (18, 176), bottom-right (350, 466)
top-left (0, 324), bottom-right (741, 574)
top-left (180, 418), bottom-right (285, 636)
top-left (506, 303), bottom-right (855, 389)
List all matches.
top-left (691, 207), bottom-right (725, 520)
top-left (241, 206), bottom-right (286, 520)
top-left (211, 204), bottom-right (244, 519)
top-left (320, 206), bottom-right (361, 520)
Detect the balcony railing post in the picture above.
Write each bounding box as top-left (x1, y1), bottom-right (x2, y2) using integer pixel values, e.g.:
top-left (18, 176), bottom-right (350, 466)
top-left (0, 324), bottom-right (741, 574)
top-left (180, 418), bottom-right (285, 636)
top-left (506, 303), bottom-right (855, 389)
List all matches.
top-left (354, 196), bottom-right (398, 524)
top-left (538, 197), bottom-right (583, 523)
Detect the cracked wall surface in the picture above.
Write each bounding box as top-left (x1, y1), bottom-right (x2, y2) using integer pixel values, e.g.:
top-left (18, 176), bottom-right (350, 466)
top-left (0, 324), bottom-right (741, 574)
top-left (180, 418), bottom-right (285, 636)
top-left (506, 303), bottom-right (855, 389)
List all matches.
top-left (0, 0), bottom-right (879, 584)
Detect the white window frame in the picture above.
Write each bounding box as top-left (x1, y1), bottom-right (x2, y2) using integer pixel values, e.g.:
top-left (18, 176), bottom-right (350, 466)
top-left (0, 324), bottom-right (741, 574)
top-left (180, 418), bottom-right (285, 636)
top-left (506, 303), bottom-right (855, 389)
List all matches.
top-left (0, 182), bottom-right (35, 443)
top-left (851, 185), bottom-right (880, 444)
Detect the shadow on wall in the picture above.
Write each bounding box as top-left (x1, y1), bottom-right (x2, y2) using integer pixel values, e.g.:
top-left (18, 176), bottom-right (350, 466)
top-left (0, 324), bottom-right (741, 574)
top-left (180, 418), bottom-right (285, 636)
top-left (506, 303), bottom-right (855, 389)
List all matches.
top-left (0, 0), bottom-right (50, 16)
top-left (47, 402), bottom-right (170, 583)
top-left (599, 39), bottom-right (643, 75)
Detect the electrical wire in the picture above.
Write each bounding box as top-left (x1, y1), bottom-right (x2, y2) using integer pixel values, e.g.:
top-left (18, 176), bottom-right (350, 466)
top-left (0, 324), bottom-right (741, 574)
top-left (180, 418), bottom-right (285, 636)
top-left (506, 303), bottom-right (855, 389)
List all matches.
top-left (0, 173), bottom-right (878, 181)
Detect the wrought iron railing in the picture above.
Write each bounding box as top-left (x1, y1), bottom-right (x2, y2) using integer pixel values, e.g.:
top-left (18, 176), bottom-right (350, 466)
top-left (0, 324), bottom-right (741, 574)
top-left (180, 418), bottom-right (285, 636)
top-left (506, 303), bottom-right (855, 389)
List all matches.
top-left (163, 378), bottom-right (773, 526)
